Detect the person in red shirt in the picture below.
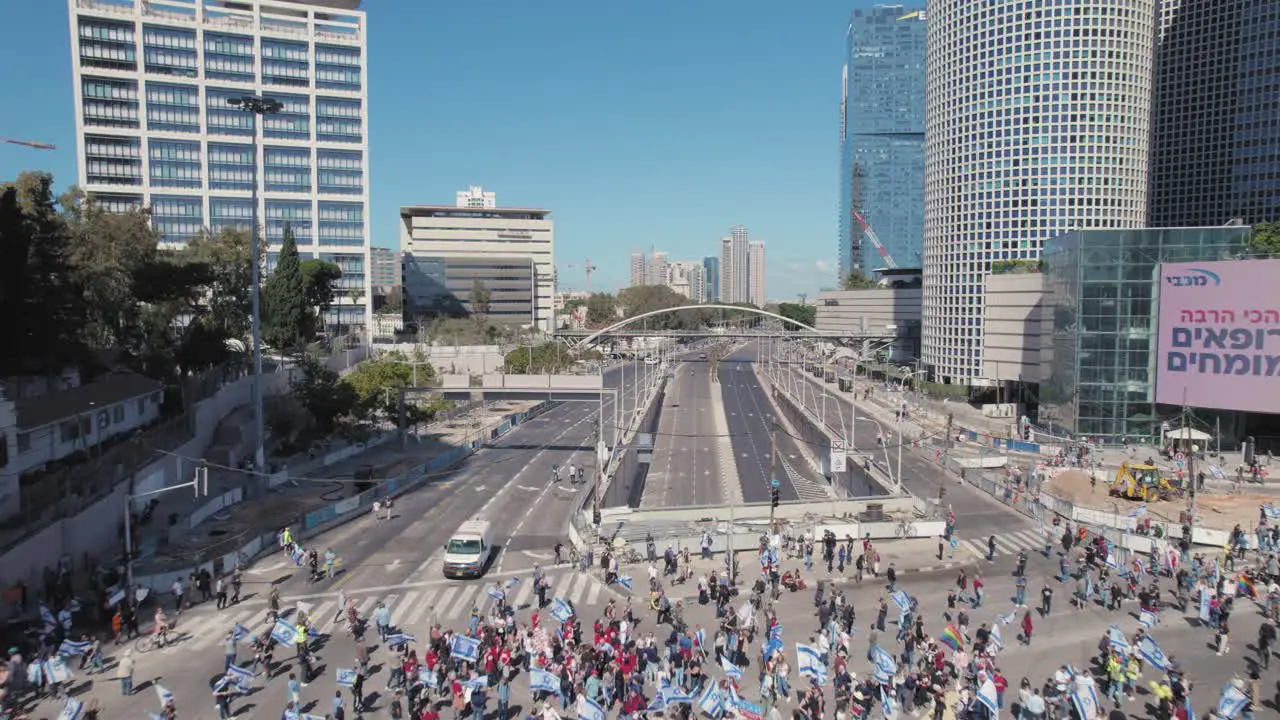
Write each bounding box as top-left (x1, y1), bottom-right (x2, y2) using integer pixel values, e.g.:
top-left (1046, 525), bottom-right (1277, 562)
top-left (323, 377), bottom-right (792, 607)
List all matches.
top-left (992, 669), bottom-right (1008, 707)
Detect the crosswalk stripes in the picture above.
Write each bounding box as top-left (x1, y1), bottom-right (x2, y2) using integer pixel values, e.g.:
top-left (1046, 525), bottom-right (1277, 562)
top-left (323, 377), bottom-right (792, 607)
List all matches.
top-left (959, 528), bottom-right (1044, 559)
top-left (442, 586), bottom-right (474, 620)
top-left (390, 591), bottom-right (419, 626)
top-left (404, 590), bottom-right (434, 626)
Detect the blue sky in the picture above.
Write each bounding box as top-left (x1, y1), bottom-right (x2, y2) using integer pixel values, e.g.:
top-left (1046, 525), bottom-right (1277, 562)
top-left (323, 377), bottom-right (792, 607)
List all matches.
top-left (0, 0), bottom-right (881, 301)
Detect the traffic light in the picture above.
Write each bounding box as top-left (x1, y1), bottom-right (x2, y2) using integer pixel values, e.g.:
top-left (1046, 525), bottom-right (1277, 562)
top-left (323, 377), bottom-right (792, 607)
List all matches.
top-left (770, 487), bottom-right (780, 509)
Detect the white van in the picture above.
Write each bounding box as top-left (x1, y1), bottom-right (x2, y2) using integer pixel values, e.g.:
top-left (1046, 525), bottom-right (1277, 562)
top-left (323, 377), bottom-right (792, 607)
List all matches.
top-left (443, 520), bottom-right (495, 578)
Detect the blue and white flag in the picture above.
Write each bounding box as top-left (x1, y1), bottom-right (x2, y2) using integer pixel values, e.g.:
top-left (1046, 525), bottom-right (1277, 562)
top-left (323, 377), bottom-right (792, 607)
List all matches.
top-left (529, 668), bottom-right (560, 695)
top-left (57, 640), bottom-right (90, 657)
top-left (39, 605), bottom-right (55, 628)
top-left (1107, 625), bottom-right (1129, 654)
top-left (663, 687), bottom-right (695, 706)
top-left (646, 694), bottom-right (667, 713)
top-left (612, 575), bottom-right (633, 591)
top-left (44, 657), bottom-right (72, 684)
top-left (107, 589), bottom-right (126, 607)
top-left (578, 696), bottom-right (607, 720)
top-left (271, 619), bottom-right (298, 645)
top-left (550, 598), bottom-right (574, 623)
top-left (386, 633), bottom-right (416, 647)
top-left (997, 610), bottom-right (1017, 626)
top-left (596, 641), bottom-right (615, 655)
top-left (890, 590), bottom-right (911, 612)
top-left (763, 637), bottom-right (784, 661)
top-left (462, 675), bottom-right (489, 690)
top-left (1262, 504), bottom-right (1280, 521)
top-left (1137, 636), bottom-right (1170, 671)
top-left (1199, 589), bottom-right (1212, 623)
top-left (696, 628), bottom-right (707, 647)
top-left (290, 545), bottom-right (306, 566)
top-left (697, 683), bottom-right (725, 718)
top-left (450, 634), bottom-right (480, 663)
top-left (880, 686), bottom-right (896, 716)
top-left (1071, 681), bottom-right (1101, 720)
top-left (1139, 609), bottom-right (1157, 628)
top-left (486, 587), bottom-right (504, 601)
top-left (871, 646), bottom-right (897, 683)
top-left (335, 668), bottom-right (357, 687)
top-left (990, 623), bottom-right (1003, 651)
top-left (976, 677), bottom-right (999, 716)
top-left (56, 698), bottom-right (83, 720)
top-left (794, 642), bottom-right (827, 683)
top-left (1217, 683), bottom-right (1248, 719)
top-left (769, 624), bottom-right (783, 641)
top-left (504, 577), bottom-right (521, 589)
top-left (232, 623), bottom-right (252, 642)
top-left (226, 664), bottom-right (254, 692)
top-left (719, 655), bottom-right (743, 680)
top-left (155, 683), bottom-right (175, 706)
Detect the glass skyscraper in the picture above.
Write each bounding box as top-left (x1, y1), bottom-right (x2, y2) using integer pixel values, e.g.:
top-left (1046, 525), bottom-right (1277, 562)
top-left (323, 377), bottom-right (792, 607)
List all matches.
top-left (68, 0), bottom-right (371, 334)
top-left (838, 6), bottom-right (926, 280)
top-left (922, 0), bottom-right (1156, 385)
top-left (1149, 1), bottom-right (1280, 227)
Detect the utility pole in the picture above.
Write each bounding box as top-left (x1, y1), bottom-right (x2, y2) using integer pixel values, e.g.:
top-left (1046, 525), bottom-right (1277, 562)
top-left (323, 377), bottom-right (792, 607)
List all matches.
top-left (942, 412), bottom-right (954, 501)
top-left (769, 422), bottom-right (779, 526)
top-left (1183, 398), bottom-right (1197, 543)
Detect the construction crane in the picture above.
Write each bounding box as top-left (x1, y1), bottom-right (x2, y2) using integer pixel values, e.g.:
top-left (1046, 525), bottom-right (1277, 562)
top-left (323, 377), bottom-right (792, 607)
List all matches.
top-left (851, 210), bottom-right (899, 270)
top-left (566, 258), bottom-right (599, 292)
top-left (3, 138), bottom-right (56, 150)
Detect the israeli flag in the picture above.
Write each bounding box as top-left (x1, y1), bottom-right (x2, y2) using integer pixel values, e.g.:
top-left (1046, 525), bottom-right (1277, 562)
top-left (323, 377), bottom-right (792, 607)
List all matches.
top-left (890, 590), bottom-right (911, 612)
top-left (1137, 636), bottom-right (1170, 671)
top-left (56, 698), bottom-right (84, 720)
top-left (232, 623), bottom-right (252, 642)
top-left (1199, 590), bottom-right (1212, 623)
top-left (794, 642), bottom-right (827, 683)
top-left (450, 634), bottom-right (481, 663)
top-left (290, 545), bottom-right (306, 566)
top-left (719, 655), bottom-right (743, 680)
top-left (529, 668), bottom-right (560, 695)
top-left (1140, 609), bottom-right (1157, 628)
top-left (39, 605), bottom-right (55, 627)
top-left (487, 586), bottom-right (504, 601)
top-left (1217, 683), bottom-right (1248, 719)
top-left (871, 646), bottom-right (897, 682)
top-left (763, 638), bottom-right (784, 661)
top-left (1071, 682), bottom-right (1101, 720)
top-left (612, 576), bottom-right (633, 591)
top-left (550, 598), bottom-right (574, 623)
top-left (698, 683), bottom-right (725, 718)
top-left (577, 696), bottom-right (607, 720)
top-left (880, 685), bottom-right (896, 716)
top-left (335, 668), bottom-right (357, 687)
top-left (271, 619), bottom-right (298, 645)
top-left (155, 683), bottom-right (175, 706)
top-left (387, 633), bottom-right (416, 647)
top-left (997, 611), bottom-right (1017, 626)
top-left (976, 677), bottom-right (999, 716)
top-left (646, 694), bottom-right (667, 713)
top-left (990, 623), bottom-right (1003, 651)
top-left (1263, 504), bottom-right (1280, 520)
top-left (1107, 625), bottom-right (1129, 654)
top-left (57, 640), bottom-right (91, 656)
top-left (663, 687), bottom-right (694, 706)
top-left (1105, 552), bottom-right (1118, 569)
top-left (769, 624), bottom-right (783, 641)
top-left (227, 664), bottom-right (254, 691)
top-left (45, 657), bottom-right (73, 684)
top-left (696, 628), bottom-right (706, 647)
top-left (107, 589), bottom-right (126, 607)
top-left (462, 675), bottom-right (489, 690)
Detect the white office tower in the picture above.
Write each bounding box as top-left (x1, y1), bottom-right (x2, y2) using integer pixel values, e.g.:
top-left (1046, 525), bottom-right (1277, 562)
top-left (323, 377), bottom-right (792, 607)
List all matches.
top-left (666, 260), bottom-right (706, 302)
top-left (922, 0), bottom-right (1155, 384)
top-left (456, 185), bottom-right (496, 209)
top-left (747, 241), bottom-right (765, 308)
top-left (719, 225), bottom-right (751, 304)
top-left (68, 0), bottom-right (372, 335)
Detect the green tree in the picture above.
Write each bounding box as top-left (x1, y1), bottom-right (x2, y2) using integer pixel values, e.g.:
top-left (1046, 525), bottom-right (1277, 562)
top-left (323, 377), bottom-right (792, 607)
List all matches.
top-left (504, 342), bottom-right (577, 374)
top-left (300, 258), bottom-right (343, 336)
top-left (179, 227), bottom-right (257, 340)
top-left (0, 172), bottom-right (86, 376)
top-left (341, 350), bottom-right (436, 420)
top-left (291, 353), bottom-right (358, 434)
top-left (1248, 221), bottom-right (1280, 256)
top-left (262, 225), bottom-right (310, 354)
top-left (841, 269), bottom-right (879, 290)
top-left (469, 279), bottom-right (492, 320)
top-left (776, 302), bottom-right (817, 330)
top-left (585, 293), bottom-right (618, 325)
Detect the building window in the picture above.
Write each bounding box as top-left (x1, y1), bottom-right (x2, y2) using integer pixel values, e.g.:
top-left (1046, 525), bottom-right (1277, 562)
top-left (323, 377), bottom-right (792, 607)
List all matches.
top-left (60, 421), bottom-right (80, 443)
top-left (149, 139), bottom-right (201, 189)
top-left (262, 93), bottom-right (311, 140)
top-left (145, 82), bottom-right (200, 133)
top-left (113, 405), bottom-right (125, 423)
top-left (261, 39), bottom-right (309, 87)
top-left (316, 97), bottom-right (362, 143)
top-left (315, 44), bottom-right (361, 91)
top-left (142, 25), bottom-right (197, 77)
top-left (208, 143), bottom-right (254, 191)
top-left (263, 146), bottom-right (312, 193)
top-left (204, 32), bottom-right (254, 83)
top-left (318, 202), bottom-right (363, 246)
top-left (150, 195), bottom-right (204, 245)
top-left (82, 76), bottom-right (139, 129)
top-left (17, 432), bottom-right (31, 453)
top-left (79, 19), bottom-right (136, 71)
top-left (209, 197), bottom-right (253, 234)
top-left (317, 149), bottom-right (362, 195)
top-left (206, 87), bottom-right (256, 136)
top-left (137, 398), bottom-right (145, 415)
top-left (85, 135), bottom-right (142, 186)
top-left (265, 200), bottom-right (313, 246)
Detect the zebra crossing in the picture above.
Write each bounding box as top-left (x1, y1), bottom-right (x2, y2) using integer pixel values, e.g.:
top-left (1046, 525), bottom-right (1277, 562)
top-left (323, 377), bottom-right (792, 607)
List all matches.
top-left (956, 527), bottom-right (1048, 560)
top-left (780, 455), bottom-right (830, 501)
top-left (161, 570), bottom-right (615, 654)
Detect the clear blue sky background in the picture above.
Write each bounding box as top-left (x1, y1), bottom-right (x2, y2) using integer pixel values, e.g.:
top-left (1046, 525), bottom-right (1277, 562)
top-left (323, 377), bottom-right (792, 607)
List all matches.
top-left (0, 0), bottom-right (884, 301)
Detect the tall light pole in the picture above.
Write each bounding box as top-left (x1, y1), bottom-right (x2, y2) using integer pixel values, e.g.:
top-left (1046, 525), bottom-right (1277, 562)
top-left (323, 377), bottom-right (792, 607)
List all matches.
top-left (227, 95), bottom-right (283, 475)
top-left (895, 369), bottom-right (927, 492)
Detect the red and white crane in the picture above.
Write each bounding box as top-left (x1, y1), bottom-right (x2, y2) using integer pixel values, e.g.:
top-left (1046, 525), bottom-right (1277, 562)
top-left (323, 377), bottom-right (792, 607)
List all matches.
top-left (567, 258), bottom-right (599, 292)
top-left (851, 210), bottom-right (899, 270)
top-left (2, 138), bottom-right (56, 150)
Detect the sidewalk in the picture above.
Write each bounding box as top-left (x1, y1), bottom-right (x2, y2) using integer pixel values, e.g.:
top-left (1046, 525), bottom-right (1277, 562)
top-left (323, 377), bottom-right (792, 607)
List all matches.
top-left (133, 402), bottom-right (532, 577)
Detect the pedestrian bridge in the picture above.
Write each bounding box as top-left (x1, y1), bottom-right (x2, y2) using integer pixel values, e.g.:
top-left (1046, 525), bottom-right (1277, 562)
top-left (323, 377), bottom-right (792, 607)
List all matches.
top-left (435, 373), bottom-right (606, 402)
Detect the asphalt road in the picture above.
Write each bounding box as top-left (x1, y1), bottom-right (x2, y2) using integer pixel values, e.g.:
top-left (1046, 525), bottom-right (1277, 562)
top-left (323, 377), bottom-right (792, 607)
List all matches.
top-left (640, 359), bottom-right (722, 508)
top-left (720, 347), bottom-right (802, 504)
top-left (783, 364), bottom-right (1032, 538)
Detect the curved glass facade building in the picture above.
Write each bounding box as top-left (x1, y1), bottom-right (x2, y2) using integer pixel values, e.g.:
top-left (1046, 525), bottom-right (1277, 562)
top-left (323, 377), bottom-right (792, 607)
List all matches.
top-left (922, 0), bottom-right (1156, 384)
top-left (838, 5), bottom-right (926, 280)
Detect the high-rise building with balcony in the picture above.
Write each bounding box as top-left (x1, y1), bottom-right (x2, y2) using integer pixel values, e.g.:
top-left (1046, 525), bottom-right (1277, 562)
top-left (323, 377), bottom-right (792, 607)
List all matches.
top-left (839, 5), bottom-right (926, 279)
top-left (922, 0), bottom-right (1155, 385)
top-left (628, 252), bottom-right (647, 288)
top-left (68, 0), bottom-right (371, 334)
top-left (1148, 1), bottom-right (1280, 228)
top-left (719, 225), bottom-right (751, 304)
top-left (747, 241), bottom-right (766, 307)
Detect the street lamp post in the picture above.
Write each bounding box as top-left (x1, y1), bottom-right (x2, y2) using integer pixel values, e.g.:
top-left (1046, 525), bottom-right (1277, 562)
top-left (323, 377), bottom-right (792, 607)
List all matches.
top-left (227, 95), bottom-right (283, 477)
top-left (124, 465), bottom-right (209, 594)
top-left (895, 369), bottom-right (927, 492)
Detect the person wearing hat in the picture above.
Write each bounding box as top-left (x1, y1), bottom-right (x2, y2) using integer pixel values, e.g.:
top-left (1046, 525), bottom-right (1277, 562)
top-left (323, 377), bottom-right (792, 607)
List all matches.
top-left (116, 647), bottom-right (134, 696)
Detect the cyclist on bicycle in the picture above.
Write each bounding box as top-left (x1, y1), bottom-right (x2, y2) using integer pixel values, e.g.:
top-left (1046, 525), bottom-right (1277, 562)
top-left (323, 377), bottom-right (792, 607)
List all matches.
top-left (153, 608), bottom-right (170, 643)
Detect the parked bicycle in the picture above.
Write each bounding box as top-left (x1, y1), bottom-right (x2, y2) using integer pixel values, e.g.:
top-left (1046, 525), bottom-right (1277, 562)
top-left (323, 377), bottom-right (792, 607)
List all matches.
top-left (894, 516), bottom-right (915, 538)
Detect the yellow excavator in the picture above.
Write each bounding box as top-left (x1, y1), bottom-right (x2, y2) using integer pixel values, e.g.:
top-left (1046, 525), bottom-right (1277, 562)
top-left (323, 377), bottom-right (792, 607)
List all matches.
top-left (1110, 462), bottom-right (1176, 502)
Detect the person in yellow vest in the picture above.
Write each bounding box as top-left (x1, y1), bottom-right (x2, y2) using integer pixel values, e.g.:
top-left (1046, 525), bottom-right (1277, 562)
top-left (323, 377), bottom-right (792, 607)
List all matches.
top-left (1105, 654), bottom-right (1125, 707)
top-left (1123, 655), bottom-right (1141, 702)
top-left (281, 527), bottom-right (294, 550)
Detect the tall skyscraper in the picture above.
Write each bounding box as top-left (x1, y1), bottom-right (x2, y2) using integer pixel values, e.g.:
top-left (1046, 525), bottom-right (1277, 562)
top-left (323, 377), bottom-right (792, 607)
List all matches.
top-left (646, 251), bottom-right (670, 286)
top-left (702, 256), bottom-right (720, 302)
top-left (666, 260), bottom-right (706, 302)
top-left (922, 0), bottom-right (1155, 384)
top-left (68, 0), bottom-right (372, 334)
top-left (747, 241), bottom-right (766, 307)
top-left (839, 5), bottom-right (926, 279)
top-left (719, 225), bottom-right (750, 304)
top-left (628, 252), bottom-right (647, 287)
top-left (1149, 1), bottom-right (1280, 227)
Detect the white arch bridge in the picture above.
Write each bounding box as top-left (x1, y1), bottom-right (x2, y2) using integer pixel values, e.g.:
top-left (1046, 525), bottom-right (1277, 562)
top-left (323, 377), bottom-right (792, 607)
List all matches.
top-left (554, 304), bottom-right (897, 348)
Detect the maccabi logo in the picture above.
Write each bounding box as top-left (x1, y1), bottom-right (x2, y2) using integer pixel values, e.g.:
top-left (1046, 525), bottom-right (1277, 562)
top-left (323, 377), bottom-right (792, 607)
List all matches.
top-left (1164, 268), bottom-right (1222, 288)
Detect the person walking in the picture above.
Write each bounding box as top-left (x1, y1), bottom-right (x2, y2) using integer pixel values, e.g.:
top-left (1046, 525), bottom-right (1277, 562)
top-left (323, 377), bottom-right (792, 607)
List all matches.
top-left (1020, 611), bottom-right (1034, 646)
top-left (117, 648), bottom-right (134, 696)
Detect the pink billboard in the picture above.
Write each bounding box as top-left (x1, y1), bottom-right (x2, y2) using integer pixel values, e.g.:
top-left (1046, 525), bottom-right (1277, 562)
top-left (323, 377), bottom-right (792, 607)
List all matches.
top-left (1156, 259), bottom-right (1280, 413)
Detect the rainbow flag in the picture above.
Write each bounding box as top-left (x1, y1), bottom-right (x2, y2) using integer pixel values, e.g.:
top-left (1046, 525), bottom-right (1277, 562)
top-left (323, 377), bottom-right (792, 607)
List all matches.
top-left (938, 624), bottom-right (964, 652)
top-left (1237, 576), bottom-right (1257, 598)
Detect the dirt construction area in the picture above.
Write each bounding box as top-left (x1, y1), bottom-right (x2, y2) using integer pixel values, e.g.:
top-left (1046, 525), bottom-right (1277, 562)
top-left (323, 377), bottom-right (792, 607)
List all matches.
top-left (1043, 467), bottom-right (1277, 531)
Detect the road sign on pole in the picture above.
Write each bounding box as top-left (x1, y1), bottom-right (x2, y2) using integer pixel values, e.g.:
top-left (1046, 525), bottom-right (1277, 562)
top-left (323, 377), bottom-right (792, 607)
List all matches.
top-left (830, 438), bottom-right (848, 473)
